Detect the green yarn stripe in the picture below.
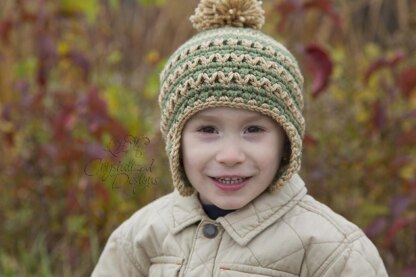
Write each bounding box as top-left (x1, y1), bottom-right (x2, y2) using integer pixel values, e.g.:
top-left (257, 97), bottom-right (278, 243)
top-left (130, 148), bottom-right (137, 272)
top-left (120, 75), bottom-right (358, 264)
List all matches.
top-left (168, 27), bottom-right (298, 67)
top-left (164, 37), bottom-right (301, 86)
top-left (167, 31), bottom-right (301, 75)
top-left (161, 44), bottom-right (302, 90)
top-left (164, 84), bottom-right (304, 137)
top-left (161, 62), bottom-right (303, 112)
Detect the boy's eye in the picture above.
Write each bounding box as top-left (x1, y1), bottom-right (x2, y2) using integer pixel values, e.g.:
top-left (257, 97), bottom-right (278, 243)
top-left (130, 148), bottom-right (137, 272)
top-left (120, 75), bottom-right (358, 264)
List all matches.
top-left (198, 126), bottom-right (217, 134)
top-left (245, 126), bottom-right (264, 133)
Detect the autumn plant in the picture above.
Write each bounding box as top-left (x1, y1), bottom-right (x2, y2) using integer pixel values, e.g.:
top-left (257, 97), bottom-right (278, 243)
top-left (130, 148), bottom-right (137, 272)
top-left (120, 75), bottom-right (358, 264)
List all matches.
top-left (0, 0), bottom-right (415, 276)
top-left (270, 0), bottom-right (416, 275)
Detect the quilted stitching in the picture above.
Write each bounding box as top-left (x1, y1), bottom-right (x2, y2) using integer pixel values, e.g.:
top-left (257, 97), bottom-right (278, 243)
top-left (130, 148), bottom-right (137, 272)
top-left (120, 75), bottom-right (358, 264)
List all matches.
top-left (215, 176), bottom-right (307, 246)
top-left (92, 174), bottom-right (388, 276)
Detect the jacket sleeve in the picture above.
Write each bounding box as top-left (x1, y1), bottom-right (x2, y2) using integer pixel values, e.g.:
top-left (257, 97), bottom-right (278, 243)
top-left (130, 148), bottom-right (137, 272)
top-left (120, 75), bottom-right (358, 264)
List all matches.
top-left (322, 235), bottom-right (388, 277)
top-left (91, 222), bottom-right (149, 277)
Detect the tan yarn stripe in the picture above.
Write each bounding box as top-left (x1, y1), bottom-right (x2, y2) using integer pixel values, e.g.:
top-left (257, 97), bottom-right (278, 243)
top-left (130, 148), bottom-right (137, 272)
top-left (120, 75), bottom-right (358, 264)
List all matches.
top-left (161, 42), bottom-right (302, 88)
top-left (163, 71), bottom-right (300, 116)
top-left (161, 51), bottom-right (302, 92)
top-left (161, 54), bottom-right (301, 104)
top-left (161, 86), bottom-right (305, 139)
top-left (161, 94), bottom-right (304, 140)
top-left (160, 29), bottom-right (302, 83)
top-left (167, 100), bottom-right (303, 146)
top-left (162, 27), bottom-right (297, 68)
top-left (159, 72), bottom-right (304, 137)
top-left (168, 101), bottom-right (302, 196)
top-left (166, 97), bottom-right (304, 146)
top-left (159, 52), bottom-right (303, 107)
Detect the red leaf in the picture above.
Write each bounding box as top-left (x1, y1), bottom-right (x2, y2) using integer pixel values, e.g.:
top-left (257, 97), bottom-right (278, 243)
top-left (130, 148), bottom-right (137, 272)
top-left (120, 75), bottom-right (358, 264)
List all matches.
top-left (364, 59), bottom-right (389, 84)
top-left (276, 0), bottom-right (303, 13)
top-left (303, 134), bottom-right (318, 147)
top-left (399, 67), bottom-right (416, 98)
top-left (364, 50), bottom-right (405, 84)
top-left (371, 100), bottom-right (387, 133)
top-left (383, 217), bottom-right (411, 248)
top-left (276, 0), bottom-right (341, 31)
top-left (36, 35), bottom-right (57, 87)
top-left (81, 88), bottom-right (129, 141)
top-left (0, 19), bottom-right (13, 44)
top-left (36, 61), bottom-right (48, 88)
top-left (408, 179), bottom-right (416, 192)
top-left (303, 44), bottom-right (333, 97)
top-left (53, 111), bottom-right (76, 141)
top-left (66, 190), bottom-right (79, 212)
top-left (51, 93), bottom-right (77, 140)
top-left (275, 0), bottom-right (303, 32)
top-left (1, 104), bottom-right (16, 147)
top-left (390, 50), bottom-right (406, 66)
top-left (107, 119), bottom-right (129, 139)
top-left (95, 182), bottom-right (109, 202)
top-left (87, 87), bottom-right (108, 116)
top-left (20, 11), bottom-right (37, 23)
top-left (397, 129), bottom-right (416, 146)
top-left (58, 142), bottom-right (83, 162)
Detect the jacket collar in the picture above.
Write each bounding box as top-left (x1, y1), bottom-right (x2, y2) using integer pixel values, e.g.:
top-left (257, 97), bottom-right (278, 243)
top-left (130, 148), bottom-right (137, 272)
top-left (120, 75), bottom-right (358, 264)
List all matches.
top-left (169, 174), bottom-right (307, 246)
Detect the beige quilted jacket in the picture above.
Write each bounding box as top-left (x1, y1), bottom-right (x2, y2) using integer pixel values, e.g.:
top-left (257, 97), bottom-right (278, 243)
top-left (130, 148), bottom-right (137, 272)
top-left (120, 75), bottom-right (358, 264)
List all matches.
top-left (92, 174), bottom-right (388, 276)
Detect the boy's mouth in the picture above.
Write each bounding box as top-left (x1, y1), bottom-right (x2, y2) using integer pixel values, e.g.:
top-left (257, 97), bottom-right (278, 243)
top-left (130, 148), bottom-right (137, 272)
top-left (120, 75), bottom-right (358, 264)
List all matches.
top-left (211, 176), bottom-right (251, 185)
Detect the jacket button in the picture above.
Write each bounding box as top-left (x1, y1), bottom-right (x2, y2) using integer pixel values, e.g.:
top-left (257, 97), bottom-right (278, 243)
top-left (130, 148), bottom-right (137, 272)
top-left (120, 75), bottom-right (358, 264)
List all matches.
top-left (203, 224), bottom-right (218, 239)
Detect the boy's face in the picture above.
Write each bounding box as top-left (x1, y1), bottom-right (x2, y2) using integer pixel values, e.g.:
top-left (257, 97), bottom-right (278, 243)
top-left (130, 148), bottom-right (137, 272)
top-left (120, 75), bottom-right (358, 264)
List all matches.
top-left (181, 107), bottom-right (286, 210)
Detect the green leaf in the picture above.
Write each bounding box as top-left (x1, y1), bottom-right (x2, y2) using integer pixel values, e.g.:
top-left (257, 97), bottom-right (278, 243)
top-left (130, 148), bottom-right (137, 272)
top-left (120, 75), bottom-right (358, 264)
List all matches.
top-left (59, 0), bottom-right (99, 23)
top-left (137, 0), bottom-right (165, 7)
top-left (15, 58), bottom-right (36, 78)
top-left (66, 215), bottom-right (87, 233)
top-left (362, 203), bottom-right (389, 217)
top-left (109, 0), bottom-right (119, 10)
top-left (108, 50), bottom-right (122, 65)
top-left (143, 59), bottom-right (165, 100)
top-left (104, 84), bottom-right (141, 135)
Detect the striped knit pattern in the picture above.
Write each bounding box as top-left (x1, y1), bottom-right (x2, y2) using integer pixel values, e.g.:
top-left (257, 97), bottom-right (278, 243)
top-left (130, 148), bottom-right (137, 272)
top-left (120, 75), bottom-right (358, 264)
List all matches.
top-left (159, 27), bottom-right (305, 196)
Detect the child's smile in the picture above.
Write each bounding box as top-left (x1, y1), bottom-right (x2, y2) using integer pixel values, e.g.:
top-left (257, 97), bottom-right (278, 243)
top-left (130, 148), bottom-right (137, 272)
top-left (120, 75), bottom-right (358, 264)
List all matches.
top-left (181, 107), bottom-right (286, 210)
top-left (209, 175), bottom-right (252, 192)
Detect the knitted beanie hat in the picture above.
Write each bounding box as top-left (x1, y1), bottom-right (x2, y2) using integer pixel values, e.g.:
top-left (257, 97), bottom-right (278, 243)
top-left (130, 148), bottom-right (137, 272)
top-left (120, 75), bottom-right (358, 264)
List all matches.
top-left (158, 0), bottom-right (305, 196)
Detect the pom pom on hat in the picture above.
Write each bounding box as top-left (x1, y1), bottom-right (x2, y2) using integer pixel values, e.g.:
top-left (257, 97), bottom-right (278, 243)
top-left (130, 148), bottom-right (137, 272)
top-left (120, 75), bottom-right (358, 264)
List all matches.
top-left (190, 0), bottom-right (265, 31)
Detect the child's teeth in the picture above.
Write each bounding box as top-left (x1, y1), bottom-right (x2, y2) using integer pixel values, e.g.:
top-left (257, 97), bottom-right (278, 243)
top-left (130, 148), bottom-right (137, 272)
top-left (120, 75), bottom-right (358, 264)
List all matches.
top-left (216, 177), bottom-right (245, 184)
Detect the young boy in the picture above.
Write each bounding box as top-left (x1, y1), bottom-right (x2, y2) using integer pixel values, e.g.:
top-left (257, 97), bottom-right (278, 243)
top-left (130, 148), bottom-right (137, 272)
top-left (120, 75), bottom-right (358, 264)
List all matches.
top-left (92, 0), bottom-right (388, 276)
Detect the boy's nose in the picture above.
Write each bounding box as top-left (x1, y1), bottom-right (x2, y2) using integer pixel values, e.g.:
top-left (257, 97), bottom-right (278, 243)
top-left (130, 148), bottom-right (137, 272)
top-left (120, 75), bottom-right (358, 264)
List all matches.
top-left (215, 140), bottom-right (246, 167)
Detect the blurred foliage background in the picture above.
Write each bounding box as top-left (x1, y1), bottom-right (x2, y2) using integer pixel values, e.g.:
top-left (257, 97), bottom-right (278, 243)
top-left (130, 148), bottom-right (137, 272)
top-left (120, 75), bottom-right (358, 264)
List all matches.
top-left (0, 0), bottom-right (415, 276)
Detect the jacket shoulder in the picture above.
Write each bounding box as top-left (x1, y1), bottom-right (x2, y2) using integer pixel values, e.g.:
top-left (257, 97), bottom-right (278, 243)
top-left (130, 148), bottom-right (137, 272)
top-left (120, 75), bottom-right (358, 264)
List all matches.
top-left (129, 192), bottom-right (174, 220)
top-left (91, 192), bottom-right (176, 276)
top-left (120, 191), bottom-right (175, 238)
top-left (282, 194), bottom-right (387, 276)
